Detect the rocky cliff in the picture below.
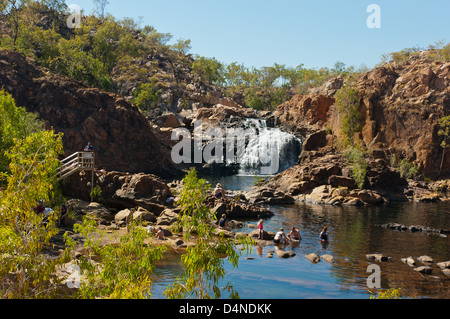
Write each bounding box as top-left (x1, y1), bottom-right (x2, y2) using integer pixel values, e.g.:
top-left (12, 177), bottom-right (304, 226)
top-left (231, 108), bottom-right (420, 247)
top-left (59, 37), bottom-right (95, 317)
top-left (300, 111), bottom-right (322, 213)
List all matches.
top-left (0, 51), bottom-right (178, 177)
top-left (256, 54), bottom-right (450, 205)
top-left (274, 54), bottom-right (450, 179)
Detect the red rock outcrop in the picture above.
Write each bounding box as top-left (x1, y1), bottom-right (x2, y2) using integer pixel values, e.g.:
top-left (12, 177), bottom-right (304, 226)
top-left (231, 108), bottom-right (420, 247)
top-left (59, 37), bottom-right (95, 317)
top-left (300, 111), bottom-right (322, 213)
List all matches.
top-left (273, 94), bottom-right (335, 136)
top-left (346, 58), bottom-right (450, 178)
top-left (0, 51), bottom-right (178, 177)
top-left (273, 56), bottom-right (450, 179)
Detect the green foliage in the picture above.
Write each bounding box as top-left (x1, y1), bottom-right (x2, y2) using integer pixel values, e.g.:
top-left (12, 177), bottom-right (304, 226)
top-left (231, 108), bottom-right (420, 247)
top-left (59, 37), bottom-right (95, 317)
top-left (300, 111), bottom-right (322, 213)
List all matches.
top-left (379, 41), bottom-right (450, 65)
top-left (0, 90), bottom-right (44, 172)
top-left (65, 215), bottom-right (167, 299)
top-left (398, 160), bottom-right (418, 180)
top-left (253, 175), bottom-right (268, 187)
top-left (335, 75), bottom-right (362, 146)
top-left (0, 126), bottom-right (66, 298)
top-left (390, 155), bottom-right (418, 179)
top-left (344, 145), bottom-right (368, 189)
top-left (172, 38), bottom-right (191, 55)
top-left (438, 115), bottom-right (450, 176)
top-left (370, 288), bottom-right (404, 299)
top-left (164, 168), bottom-right (253, 299)
top-left (132, 82), bottom-right (161, 112)
top-left (192, 56), bottom-right (224, 85)
top-left (438, 115), bottom-right (450, 149)
top-left (245, 90), bottom-right (266, 111)
top-left (91, 18), bottom-right (141, 72)
top-left (50, 40), bottom-right (112, 90)
top-left (89, 185), bottom-right (103, 202)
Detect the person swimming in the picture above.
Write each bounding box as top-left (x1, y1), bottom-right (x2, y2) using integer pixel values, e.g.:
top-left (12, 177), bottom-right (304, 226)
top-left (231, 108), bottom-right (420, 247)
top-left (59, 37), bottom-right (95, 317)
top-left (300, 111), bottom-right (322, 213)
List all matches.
top-left (320, 226), bottom-right (329, 242)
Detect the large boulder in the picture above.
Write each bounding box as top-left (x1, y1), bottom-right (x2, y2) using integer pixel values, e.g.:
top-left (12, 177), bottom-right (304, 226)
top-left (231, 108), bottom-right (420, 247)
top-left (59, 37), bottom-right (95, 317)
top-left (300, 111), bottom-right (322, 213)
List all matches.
top-left (0, 51), bottom-right (178, 177)
top-left (414, 266), bottom-right (433, 274)
top-left (156, 209), bottom-right (179, 226)
top-left (305, 253), bottom-right (321, 264)
top-left (437, 261), bottom-right (450, 269)
top-left (417, 255), bottom-right (434, 265)
top-left (276, 250), bottom-right (296, 259)
top-left (249, 230), bottom-right (274, 241)
top-left (63, 170), bottom-right (171, 215)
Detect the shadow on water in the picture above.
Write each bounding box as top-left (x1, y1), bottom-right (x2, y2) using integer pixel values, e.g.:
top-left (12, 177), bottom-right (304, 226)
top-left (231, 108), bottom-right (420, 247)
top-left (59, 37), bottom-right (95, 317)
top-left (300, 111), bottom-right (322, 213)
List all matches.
top-left (151, 174), bottom-right (450, 299)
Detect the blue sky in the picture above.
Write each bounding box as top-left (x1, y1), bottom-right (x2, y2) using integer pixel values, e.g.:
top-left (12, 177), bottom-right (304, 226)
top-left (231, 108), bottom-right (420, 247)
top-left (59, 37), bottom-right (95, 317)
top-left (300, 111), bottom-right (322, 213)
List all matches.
top-left (69, 0), bottom-right (450, 70)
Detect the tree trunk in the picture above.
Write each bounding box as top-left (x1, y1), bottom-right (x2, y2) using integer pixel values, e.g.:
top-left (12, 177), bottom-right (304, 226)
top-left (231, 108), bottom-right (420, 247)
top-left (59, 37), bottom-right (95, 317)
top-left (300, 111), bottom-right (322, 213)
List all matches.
top-left (438, 146), bottom-right (446, 178)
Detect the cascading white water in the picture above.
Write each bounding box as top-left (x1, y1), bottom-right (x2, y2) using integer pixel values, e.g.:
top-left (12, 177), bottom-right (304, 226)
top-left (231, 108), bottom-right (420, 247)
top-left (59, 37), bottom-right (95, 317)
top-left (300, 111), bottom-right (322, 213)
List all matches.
top-left (237, 118), bottom-right (302, 175)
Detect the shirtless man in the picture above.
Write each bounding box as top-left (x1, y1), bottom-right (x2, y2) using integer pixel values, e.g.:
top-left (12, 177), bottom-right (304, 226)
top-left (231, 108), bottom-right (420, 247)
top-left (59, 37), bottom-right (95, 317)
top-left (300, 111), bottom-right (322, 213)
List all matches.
top-left (288, 227), bottom-right (302, 241)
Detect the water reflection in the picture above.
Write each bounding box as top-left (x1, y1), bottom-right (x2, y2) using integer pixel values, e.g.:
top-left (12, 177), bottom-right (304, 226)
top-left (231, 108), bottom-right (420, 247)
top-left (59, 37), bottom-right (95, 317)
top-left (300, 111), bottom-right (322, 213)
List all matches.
top-left (151, 201), bottom-right (450, 299)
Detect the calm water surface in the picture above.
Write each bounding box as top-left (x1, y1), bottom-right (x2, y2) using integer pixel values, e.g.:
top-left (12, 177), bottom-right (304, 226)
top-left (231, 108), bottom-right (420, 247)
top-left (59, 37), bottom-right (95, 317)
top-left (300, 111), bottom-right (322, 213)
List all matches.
top-left (151, 176), bottom-right (450, 299)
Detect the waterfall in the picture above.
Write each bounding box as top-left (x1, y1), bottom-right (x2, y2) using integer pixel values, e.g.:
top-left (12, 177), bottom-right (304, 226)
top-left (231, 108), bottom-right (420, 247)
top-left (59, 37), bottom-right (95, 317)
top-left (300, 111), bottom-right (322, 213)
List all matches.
top-left (237, 118), bottom-right (302, 175)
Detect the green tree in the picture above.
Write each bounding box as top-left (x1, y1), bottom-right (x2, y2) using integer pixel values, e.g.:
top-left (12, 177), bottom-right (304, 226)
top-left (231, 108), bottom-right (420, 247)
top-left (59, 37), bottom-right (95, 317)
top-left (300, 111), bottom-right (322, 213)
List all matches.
top-left (344, 145), bottom-right (368, 189)
top-left (0, 128), bottom-right (66, 298)
top-left (192, 56), bottom-right (224, 85)
top-left (48, 38), bottom-right (112, 90)
top-left (438, 115), bottom-right (450, 177)
top-left (65, 215), bottom-right (166, 299)
top-left (132, 82), bottom-right (161, 113)
top-left (335, 75), bottom-right (362, 146)
top-left (0, 90), bottom-right (44, 172)
top-left (171, 38), bottom-right (191, 55)
top-left (164, 168), bottom-right (253, 299)
top-left (2, 0), bottom-right (26, 46)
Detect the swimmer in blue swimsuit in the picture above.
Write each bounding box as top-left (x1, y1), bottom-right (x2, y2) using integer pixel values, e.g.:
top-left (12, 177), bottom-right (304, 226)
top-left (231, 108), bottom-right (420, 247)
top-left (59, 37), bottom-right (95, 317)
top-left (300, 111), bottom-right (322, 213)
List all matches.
top-left (320, 226), bottom-right (329, 242)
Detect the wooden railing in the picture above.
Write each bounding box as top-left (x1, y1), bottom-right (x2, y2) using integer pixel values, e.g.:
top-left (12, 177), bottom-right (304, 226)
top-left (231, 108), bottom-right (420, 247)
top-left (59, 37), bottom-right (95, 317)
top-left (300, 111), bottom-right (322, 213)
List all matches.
top-left (56, 152), bottom-right (95, 182)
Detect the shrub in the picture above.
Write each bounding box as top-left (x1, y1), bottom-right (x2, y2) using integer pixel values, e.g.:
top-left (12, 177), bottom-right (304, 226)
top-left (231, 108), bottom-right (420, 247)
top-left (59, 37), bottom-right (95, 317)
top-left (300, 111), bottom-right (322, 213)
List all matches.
top-left (335, 75), bottom-right (362, 146)
top-left (164, 168), bottom-right (253, 299)
top-left (390, 155), bottom-right (418, 179)
top-left (132, 82), bottom-right (161, 113)
top-left (344, 146), bottom-right (368, 189)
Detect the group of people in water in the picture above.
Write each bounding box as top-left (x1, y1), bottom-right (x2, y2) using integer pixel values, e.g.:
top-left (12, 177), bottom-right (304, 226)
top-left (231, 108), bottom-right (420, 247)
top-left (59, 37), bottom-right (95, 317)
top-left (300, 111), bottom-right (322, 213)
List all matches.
top-left (264, 221), bottom-right (329, 245)
top-left (214, 182), bottom-right (330, 245)
top-left (216, 213), bottom-right (329, 245)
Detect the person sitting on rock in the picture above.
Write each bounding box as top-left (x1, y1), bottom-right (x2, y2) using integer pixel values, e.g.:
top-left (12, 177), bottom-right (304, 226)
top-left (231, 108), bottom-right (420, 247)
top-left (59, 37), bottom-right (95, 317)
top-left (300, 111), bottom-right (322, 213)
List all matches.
top-left (59, 204), bottom-right (68, 227)
top-left (214, 183), bottom-right (226, 199)
top-left (274, 228), bottom-right (288, 245)
top-left (147, 225), bottom-right (157, 236)
top-left (218, 214), bottom-right (230, 231)
top-left (34, 199), bottom-right (45, 215)
top-left (288, 227), bottom-right (302, 241)
top-left (156, 227), bottom-right (165, 240)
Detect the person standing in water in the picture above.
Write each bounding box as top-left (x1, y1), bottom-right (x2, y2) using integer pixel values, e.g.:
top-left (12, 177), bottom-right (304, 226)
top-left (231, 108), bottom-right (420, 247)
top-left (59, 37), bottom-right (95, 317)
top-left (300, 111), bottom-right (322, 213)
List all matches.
top-left (320, 226), bottom-right (329, 242)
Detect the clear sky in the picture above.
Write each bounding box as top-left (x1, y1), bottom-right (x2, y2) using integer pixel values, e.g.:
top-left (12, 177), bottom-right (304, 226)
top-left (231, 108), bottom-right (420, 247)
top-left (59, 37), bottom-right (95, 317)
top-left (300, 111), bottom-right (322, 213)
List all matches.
top-left (68, 0), bottom-right (450, 70)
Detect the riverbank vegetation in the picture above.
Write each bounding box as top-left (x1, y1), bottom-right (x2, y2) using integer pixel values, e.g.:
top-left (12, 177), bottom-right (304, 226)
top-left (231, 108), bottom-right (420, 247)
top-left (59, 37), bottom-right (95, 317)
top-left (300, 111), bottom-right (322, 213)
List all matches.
top-left (0, 0), bottom-right (365, 113)
top-left (2, 1), bottom-right (449, 113)
top-left (0, 93), bottom-right (252, 298)
top-left (0, 91), bottom-right (66, 298)
top-left (164, 168), bottom-right (253, 299)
